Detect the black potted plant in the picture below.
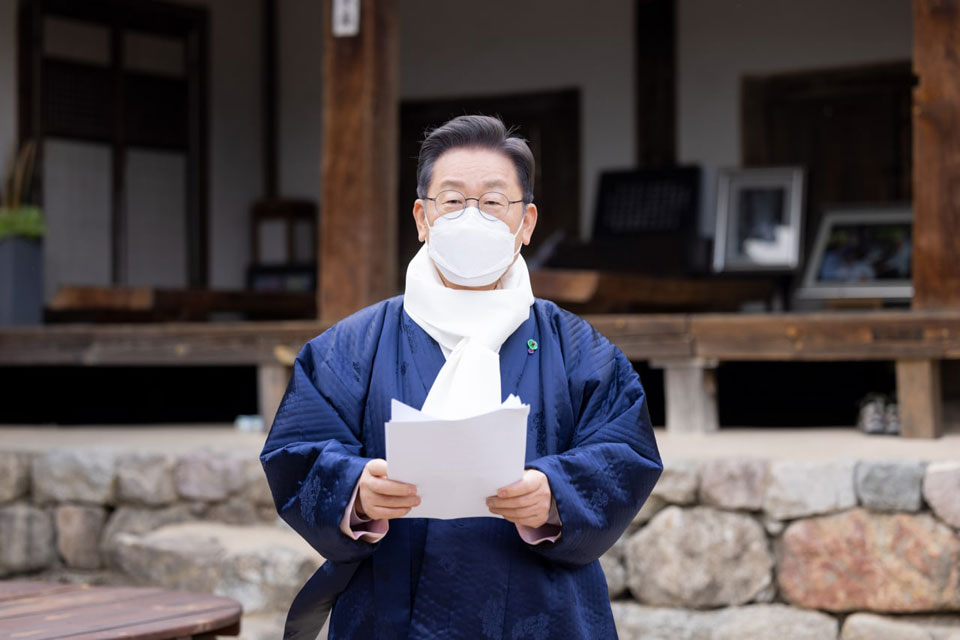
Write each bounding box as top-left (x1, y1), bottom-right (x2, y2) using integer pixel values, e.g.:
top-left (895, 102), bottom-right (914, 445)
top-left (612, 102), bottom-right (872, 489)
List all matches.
top-left (0, 140), bottom-right (44, 325)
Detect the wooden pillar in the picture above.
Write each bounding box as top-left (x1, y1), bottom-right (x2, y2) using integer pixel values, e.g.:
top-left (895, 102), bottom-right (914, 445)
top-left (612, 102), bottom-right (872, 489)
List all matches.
top-left (258, 363), bottom-right (289, 430)
top-left (319, 0), bottom-right (398, 323)
top-left (653, 359), bottom-right (719, 434)
top-left (635, 0), bottom-right (676, 167)
top-left (896, 359), bottom-right (943, 438)
top-left (912, 0), bottom-right (960, 310)
top-left (904, 0), bottom-right (956, 438)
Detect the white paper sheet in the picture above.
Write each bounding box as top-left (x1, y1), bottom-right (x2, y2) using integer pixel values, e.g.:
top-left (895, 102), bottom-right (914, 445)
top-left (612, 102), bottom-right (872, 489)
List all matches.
top-left (385, 396), bottom-right (529, 519)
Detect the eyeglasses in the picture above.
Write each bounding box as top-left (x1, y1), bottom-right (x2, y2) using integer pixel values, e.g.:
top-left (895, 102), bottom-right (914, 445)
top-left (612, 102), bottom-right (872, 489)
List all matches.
top-left (424, 190), bottom-right (525, 222)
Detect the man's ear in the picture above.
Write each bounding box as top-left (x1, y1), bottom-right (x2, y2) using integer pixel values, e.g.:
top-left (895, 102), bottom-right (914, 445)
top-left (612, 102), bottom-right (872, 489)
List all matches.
top-left (521, 203), bottom-right (538, 245)
top-left (413, 199), bottom-right (429, 242)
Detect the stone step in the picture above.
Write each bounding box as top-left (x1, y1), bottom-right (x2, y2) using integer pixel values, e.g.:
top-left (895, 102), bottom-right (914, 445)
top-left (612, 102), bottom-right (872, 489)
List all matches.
top-left (111, 520), bottom-right (323, 617)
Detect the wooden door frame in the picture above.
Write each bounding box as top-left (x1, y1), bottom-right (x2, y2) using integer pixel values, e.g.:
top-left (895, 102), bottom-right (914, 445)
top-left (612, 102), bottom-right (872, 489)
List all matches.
top-left (17, 0), bottom-right (210, 288)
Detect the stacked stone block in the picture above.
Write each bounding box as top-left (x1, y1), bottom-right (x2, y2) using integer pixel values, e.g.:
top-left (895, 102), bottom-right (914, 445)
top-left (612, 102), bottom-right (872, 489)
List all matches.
top-left (2, 447), bottom-right (960, 639)
top-left (0, 447), bottom-right (320, 621)
top-left (607, 457), bottom-right (960, 640)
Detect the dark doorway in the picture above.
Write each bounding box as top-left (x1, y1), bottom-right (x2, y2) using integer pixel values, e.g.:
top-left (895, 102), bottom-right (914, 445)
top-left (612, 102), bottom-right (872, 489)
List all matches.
top-left (397, 89), bottom-right (581, 288)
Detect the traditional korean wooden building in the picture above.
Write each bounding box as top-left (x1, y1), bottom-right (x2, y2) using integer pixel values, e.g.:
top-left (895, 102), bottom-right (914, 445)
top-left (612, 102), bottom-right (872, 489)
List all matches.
top-left (0, 0), bottom-right (957, 438)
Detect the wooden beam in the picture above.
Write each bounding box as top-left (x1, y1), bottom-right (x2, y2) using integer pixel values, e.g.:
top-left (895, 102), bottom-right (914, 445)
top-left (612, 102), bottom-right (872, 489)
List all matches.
top-left (0, 321), bottom-right (325, 366)
top-left (185, 10), bottom-right (210, 287)
top-left (912, 0), bottom-right (960, 309)
top-left (110, 23), bottom-right (128, 286)
top-left (635, 0), bottom-right (675, 167)
top-left (261, 0), bottom-right (277, 198)
top-left (690, 311), bottom-right (960, 361)
top-left (896, 359), bottom-right (943, 438)
top-left (319, 0), bottom-right (398, 323)
top-left (17, 0), bottom-right (44, 201)
top-left (584, 314), bottom-right (692, 361)
top-left (6, 310), bottom-right (960, 366)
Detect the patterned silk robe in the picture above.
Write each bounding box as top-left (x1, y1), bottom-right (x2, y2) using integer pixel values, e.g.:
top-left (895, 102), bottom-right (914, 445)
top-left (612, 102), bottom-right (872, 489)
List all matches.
top-left (260, 296), bottom-right (663, 639)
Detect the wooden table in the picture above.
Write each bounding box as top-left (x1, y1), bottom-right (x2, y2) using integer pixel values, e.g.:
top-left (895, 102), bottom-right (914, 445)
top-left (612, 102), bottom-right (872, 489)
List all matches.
top-left (0, 581), bottom-right (242, 639)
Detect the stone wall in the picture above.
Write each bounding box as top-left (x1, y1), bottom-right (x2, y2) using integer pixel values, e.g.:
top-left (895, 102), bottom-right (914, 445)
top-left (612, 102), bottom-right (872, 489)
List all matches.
top-left (0, 448), bottom-right (279, 575)
top-left (0, 446), bottom-right (319, 638)
top-left (607, 457), bottom-right (960, 640)
top-left (2, 449), bottom-right (960, 639)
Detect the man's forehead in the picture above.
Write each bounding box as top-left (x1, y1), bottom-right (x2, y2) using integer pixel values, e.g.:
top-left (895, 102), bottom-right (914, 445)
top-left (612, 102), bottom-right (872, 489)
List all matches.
top-left (436, 177), bottom-right (509, 189)
top-left (430, 148), bottom-right (520, 190)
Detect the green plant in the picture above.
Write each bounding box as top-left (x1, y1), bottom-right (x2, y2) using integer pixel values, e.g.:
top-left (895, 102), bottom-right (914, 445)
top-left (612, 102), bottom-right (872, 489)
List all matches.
top-left (0, 140), bottom-right (45, 241)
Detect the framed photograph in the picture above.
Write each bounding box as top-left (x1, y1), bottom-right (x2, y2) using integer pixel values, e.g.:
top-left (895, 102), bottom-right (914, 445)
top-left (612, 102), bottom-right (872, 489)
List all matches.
top-left (797, 207), bottom-right (912, 301)
top-left (713, 167), bottom-right (805, 272)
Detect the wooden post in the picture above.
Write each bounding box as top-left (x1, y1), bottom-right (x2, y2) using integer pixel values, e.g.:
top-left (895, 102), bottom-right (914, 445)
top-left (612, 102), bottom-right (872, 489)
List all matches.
top-left (635, 0), bottom-right (675, 168)
top-left (653, 359), bottom-right (719, 434)
top-left (896, 359), bottom-right (943, 438)
top-left (905, 0), bottom-right (957, 437)
top-left (319, 0), bottom-right (398, 323)
top-left (912, 0), bottom-right (960, 310)
top-left (258, 364), bottom-right (289, 430)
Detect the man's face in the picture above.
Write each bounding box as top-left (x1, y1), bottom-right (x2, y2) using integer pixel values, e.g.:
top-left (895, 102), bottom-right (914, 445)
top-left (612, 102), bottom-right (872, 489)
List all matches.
top-left (413, 147), bottom-right (538, 257)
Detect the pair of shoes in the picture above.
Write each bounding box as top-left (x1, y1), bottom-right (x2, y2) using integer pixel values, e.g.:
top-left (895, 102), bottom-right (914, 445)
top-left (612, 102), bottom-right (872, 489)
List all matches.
top-left (857, 394), bottom-right (900, 435)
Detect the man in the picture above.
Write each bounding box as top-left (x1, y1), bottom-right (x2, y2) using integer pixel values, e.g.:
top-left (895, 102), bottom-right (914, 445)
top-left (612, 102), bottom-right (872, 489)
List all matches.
top-left (260, 115), bottom-right (662, 639)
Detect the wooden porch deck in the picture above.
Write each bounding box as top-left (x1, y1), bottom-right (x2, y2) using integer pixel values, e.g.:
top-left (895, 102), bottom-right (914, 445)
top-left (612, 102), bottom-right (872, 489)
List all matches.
top-left (1, 309), bottom-right (958, 438)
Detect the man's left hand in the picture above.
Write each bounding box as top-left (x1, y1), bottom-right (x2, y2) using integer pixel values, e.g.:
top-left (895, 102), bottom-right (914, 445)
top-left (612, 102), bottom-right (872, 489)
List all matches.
top-left (487, 469), bottom-right (552, 528)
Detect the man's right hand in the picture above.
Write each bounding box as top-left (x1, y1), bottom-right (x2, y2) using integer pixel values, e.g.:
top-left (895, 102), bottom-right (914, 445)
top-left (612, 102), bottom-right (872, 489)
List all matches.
top-left (355, 458), bottom-right (420, 520)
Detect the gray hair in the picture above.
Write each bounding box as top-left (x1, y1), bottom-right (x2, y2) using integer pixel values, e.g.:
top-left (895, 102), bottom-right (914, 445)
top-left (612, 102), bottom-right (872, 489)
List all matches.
top-left (416, 115), bottom-right (535, 204)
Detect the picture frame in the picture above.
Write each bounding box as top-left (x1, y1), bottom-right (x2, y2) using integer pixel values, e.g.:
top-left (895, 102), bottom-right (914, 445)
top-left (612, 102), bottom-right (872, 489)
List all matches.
top-left (796, 206), bottom-right (913, 301)
top-left (712, 167), bottom-right (805, 272)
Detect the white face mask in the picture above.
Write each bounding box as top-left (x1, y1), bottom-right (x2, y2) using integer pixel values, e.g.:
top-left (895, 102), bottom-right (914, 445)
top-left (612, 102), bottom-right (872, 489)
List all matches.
top-left (426, 206), bottom-right (524, 287)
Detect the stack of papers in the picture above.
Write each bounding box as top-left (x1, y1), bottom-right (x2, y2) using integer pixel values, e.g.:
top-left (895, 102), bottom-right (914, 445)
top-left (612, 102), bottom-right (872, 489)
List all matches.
top-left (385, 395), bottom-right (530, 519)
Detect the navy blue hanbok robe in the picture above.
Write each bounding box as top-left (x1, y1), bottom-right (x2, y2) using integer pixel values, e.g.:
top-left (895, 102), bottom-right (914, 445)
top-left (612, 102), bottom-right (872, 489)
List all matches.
top-left (259, 296), bottom-right (663, 639)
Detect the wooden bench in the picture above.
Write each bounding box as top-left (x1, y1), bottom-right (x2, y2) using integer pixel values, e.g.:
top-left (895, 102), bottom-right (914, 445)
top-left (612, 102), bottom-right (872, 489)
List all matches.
top-left (0, 581), bottom-right (241, 639)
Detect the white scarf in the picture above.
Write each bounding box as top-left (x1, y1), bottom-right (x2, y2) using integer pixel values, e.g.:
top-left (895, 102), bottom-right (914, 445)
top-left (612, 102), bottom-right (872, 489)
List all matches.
top-left (403, 244), bottom-right (534, 419)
